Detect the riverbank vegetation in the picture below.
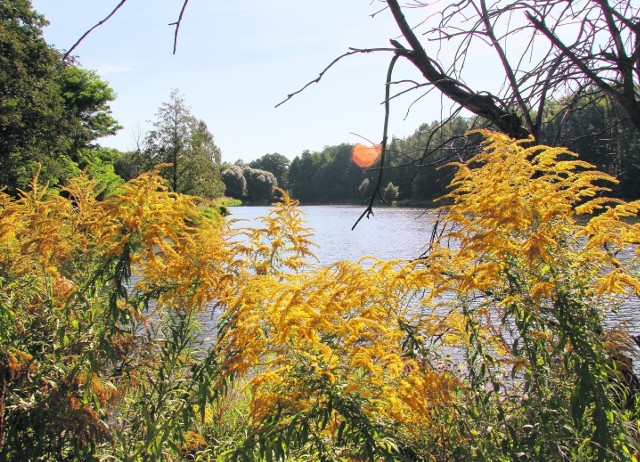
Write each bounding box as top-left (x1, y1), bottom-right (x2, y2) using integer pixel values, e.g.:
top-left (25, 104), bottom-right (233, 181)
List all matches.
top-left (2, 131), bottom-right (639, 460)
top-left (3, 1), bottom-right (640, 459)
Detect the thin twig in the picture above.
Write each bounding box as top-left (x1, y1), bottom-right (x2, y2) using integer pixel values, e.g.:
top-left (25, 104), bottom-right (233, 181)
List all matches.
top-left (63, 0), bottom-right (129, 61)
top-left (352, 53), bottom-right (400, 230)
top-left (275, 47), bottom-right (397, 108)
top-left (169, 0), bottom-right (190, 55)
top-left (349, 132), bottom-right (379, 146)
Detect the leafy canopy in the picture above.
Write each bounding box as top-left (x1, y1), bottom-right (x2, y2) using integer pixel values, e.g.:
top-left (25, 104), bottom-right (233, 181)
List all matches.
top-left (0, 0), bottom-right (121, 193)
top-left (140, 89), bottom-right (225, 199)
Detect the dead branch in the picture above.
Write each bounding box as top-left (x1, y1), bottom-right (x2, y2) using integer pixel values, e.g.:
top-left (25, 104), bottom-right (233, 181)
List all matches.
top-left (275, 47), bottom-right (397, 108)
top-left (169, 0), bottom-right (190, 55)
top-left (63, 0), bottom-right (129, 61)
top-left (352, 53), bottom-right (401, 230)
top-left (386, 0), bottom-right (530, 139)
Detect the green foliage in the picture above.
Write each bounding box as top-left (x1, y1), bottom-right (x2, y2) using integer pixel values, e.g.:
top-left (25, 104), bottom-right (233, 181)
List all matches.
top-left (288, 144), bottom-right (372, 204)
top-left (221, 165), bottom-right (248, 199)
top-left (393, 118), bottom-right (472, 202)
top-left (0, 0), bottom-right (121, 193)
top-left (115, 149), bottom-right (153, 182)
top-left (382, 181), bottom-right (399, 203)
top-left (541, 94), bottom-right (640, 198)
top-left (77, 147), bottom-right (123, 196)
top-left (281, 105), bottom-right (640, 205)
top-left (142, 89), bottom-right (225, 199)
top-left (56, 66), bottom-right (121, 150)
top-left (242, 166), bottom-right (277, 203)
top-left (284, 120), bottom-right (470, 205)
top-left (0, 0), bottom-right (65, 191)
top-left (222, 165), bottom-right (278, 203)
top-left (249, 153), bottom-right (290, 190)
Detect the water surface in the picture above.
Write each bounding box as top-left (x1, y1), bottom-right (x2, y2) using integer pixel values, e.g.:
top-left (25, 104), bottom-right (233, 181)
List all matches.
top-left (229, 204), bottom-right (640, 334)
top-left (229, 205), bottom-right (438, 264)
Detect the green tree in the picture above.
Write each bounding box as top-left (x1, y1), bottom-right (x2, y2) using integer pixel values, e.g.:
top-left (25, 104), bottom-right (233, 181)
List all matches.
top-left (0, 0), bottom-right (121, 193)
top-left (396, 118), bottom-right (472, 202)
top-left (249, 152), bottom-right (290, 189)
top-left (382, 181), bottom-right (398, 203)
top-left (221, 165), bottom-right (247, 198)
top-left (143, 89), bottom-right (224, 199)
top-left (288, 150), bottom-right (324, 203)
top-left (321, 143), bottom-right (365, 203)
top-left (358, 177), bottom-right (373, 199)
top-left (76, 147), bottom-right (123, 196)
top-left (242, 166), bottom-right (277, 202)
top-left (114, 149), bottom-right (152, 182)
top-left (57, 66), bottom-right (122, 195)
top-left (541, 95), bottom-right (640, 198)
top-left (56, 65), bottom-right (120, 153)
top-left (288, 144), bottom-right (371, 204)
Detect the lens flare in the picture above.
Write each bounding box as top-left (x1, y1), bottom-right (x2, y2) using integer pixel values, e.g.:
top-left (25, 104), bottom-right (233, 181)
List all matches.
top-left (352, 143), bottom-right (382, 168)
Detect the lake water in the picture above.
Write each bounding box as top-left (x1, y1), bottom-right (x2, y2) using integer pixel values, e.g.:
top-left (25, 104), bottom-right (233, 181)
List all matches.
top-left (228, 204), bottom-right (640, 335)
top-left (228, 204), bottom-right (439, 264)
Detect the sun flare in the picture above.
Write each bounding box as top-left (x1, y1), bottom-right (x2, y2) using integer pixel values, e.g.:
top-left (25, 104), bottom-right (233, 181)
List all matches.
top-left (352, 143), bottom-right (382, 168)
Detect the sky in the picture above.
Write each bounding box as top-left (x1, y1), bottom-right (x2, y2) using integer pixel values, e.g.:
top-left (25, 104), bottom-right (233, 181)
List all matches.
top-left (30, 0), bottom-right (461, 164)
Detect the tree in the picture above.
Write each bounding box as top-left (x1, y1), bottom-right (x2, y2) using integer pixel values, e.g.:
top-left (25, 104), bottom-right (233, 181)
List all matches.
top-left (540, 95), bottom-right (640, 198)
top-left (391, 118), bottom-right (473, 202)
top-left (57, 66), bottom-right (122, 195)
top-left (288, 150), bottom-right (325, 203)
top-left (143, 89), bottom-right (224, 199)
top-left (288, 144), bottom-right (373, 204)
top-left (321, 143), bottom-right (367, 203)
top-left (249, 153), bottom-right (290, 190)
top-left (221, 165), bottom-right (247, 199)
top-left (57, 0), bottom-right (640, 203)
top-left (114, 149), bottom-right (153, 182)
top-left (368, 1), bottom-right (639, 140)
top-left (274, 1), bottom-right (640, 207)
top-left (382, 181), bottom-right (398, 203)
top-left (0, 0), bottom-right (61, 191)
top-left (242, 166), bottom-right (277, 202)
top-left (56, 65), bottom-right (120, 153)
top-left (0, 0), bottom-right (122, 194)
top-left (358, 178), bottom-right (373, 199)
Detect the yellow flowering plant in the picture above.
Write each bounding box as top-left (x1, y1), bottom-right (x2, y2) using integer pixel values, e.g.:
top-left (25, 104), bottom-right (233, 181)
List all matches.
top-left (216, 131), bottom-right (640, 461)
top-left (418, 131), bottom-right (640, 460)
top-left (0, 167), bottom-right (242, 460)
top-left (1, 130), bottom-right (640, 461)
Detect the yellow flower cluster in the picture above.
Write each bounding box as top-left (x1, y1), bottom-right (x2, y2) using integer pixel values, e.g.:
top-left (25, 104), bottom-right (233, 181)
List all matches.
top-left (218, 255), bottom-right (461, 438)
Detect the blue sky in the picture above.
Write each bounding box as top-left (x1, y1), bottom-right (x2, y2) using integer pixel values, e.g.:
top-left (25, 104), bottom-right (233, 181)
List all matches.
top-left (31, 1), bottom-right (468, 163)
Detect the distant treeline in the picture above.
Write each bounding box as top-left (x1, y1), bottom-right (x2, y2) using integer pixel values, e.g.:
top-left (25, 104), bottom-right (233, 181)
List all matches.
top-left (233, 99), bottom-right (640, 205)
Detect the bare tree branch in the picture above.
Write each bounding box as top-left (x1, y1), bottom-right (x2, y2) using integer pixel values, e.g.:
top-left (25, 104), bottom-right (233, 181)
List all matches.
top-left (168, 0), bottom-right (190, 55)
top-left (479, 0), bottom-right (536, 138)
top-left (385, 0), bottom-right (530, 139)
top-left (352, 53), bottom-right (401, 230)
top-left (527, 9), bottom-right (640, 130)
top-left (63, 0), bottom-right (129, 61)
top-left (275, 47), bottom-right (397, 108)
